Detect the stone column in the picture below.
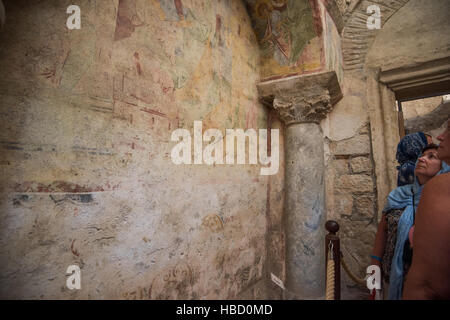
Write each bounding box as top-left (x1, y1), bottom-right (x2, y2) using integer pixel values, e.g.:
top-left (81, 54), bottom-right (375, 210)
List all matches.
top-left (258, 71), bottom-right (342, 299)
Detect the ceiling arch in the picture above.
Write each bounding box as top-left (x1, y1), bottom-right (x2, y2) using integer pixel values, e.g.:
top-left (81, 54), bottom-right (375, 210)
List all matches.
top-left (341, 0), bottom-right (410, 70)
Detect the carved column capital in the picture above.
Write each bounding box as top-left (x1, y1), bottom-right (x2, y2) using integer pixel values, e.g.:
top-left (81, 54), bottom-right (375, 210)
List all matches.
top-left (272, 90), bottom-right (332, 125)
top-left (258, 71), bottom-right (342, 125)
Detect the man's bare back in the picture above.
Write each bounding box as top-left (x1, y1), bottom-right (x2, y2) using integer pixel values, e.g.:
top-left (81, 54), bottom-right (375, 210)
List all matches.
top-left (403, 172), bottom-right (450, 299)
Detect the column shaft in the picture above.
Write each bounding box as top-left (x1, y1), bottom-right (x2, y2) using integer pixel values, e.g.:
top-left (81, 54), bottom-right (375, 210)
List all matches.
top-left (285, 122), bottom-right (325, 299)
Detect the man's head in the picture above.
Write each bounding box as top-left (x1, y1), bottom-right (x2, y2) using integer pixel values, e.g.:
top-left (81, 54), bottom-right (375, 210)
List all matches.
top-left (437, 119), bottom-right (450, 163)
top-left (415, 144), bottom-right (442, 185)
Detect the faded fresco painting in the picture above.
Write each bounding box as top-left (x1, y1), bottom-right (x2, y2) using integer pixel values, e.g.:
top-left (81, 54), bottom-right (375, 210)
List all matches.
top-left (321, 1), bottom-right (343, 84)
top-left (0, 0), bottom-right (276, 299)
top-left (245, 0), bottom-right (324, 80)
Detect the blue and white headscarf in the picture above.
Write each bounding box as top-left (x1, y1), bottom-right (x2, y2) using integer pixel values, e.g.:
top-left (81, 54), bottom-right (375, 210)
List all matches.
top-left (387, 159), bottom-right (450, 300)
top-left (396, 132), bottom-right (428, 186)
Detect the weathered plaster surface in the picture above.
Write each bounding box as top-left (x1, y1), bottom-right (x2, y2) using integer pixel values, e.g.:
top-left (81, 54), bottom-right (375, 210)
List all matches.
top-left (366, 0), bottom-right (450, 71)
top-left (326, 73), bottom-right (367, 141)
top-left (342, 0), bottom-right (411, 71)
top-left (0, 0), bottom-right (284, 299)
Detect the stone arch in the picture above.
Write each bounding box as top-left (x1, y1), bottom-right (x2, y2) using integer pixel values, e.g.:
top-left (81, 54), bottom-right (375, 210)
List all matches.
top-left (342, 0), bottom-right (410, 70)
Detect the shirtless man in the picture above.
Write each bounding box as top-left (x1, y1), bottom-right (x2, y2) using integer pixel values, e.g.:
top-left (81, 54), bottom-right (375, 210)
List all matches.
top-left (403, 120), bottom-right (450, 299)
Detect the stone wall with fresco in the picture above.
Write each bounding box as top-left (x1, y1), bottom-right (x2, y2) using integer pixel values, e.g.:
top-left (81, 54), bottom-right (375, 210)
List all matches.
top-left (245, 0), bottom-right (325, 80)
top-left (0, 0), bottom-right (285, 299)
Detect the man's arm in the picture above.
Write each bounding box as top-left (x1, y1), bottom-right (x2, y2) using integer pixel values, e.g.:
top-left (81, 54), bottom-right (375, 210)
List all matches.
top-left (403, 173), bottom-right (450, 299)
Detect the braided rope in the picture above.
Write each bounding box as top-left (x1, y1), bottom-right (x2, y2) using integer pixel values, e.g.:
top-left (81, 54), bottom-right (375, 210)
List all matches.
top-left (340, 255), bottom-right (366, 286)
top-left (325, 259), bottom-right (335, 300)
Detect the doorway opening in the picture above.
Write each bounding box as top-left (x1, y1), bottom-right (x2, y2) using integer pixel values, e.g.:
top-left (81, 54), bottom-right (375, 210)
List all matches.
top-left (396, 93), bottom-right (450, 141)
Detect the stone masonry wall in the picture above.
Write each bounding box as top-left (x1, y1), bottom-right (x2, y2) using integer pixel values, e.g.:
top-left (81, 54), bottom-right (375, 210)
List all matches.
top-left (323, 72), bottom-right (377, 299)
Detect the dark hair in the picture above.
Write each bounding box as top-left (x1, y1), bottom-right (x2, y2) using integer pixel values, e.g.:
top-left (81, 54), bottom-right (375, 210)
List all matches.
top-left (421, 143), bottom-right (439, 153)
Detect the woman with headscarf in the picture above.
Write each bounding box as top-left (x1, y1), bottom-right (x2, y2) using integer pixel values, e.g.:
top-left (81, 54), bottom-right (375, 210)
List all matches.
top-left (370, 143), bottom-right (450, 299)
top-left (403, 120), bottom-right (450, 299)
top-left (396, 132), bottom-right (430, 186)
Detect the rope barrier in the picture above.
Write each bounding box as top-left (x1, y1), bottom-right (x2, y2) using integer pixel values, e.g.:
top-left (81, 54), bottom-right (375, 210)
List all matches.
top-left (324, 220), bottom-right (373, 300)
top-left (340, 253), bottom-right (367, 286)
top-left (325, 259), bottom-right (335, 300)
top-left (325, 242), bottom-right (335, 300)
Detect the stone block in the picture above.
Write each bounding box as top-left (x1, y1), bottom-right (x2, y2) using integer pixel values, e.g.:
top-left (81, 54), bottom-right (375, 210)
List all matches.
top-left (335, 174), bottom-right (374, 193)
top-left (330, 134), bottom-right (371, 156)
top-left (339, 219), bottom-right (377, 245)
top-left (358, 124), bottom-right (370, 134)
top-left (350, 156), bottom-right (372, 173)
top-left (353, 194), bottom-right (375, 220)
top-left (334, 193), bottom-right (353, 216)
top-left (333, 159), bottom-right (349, 175)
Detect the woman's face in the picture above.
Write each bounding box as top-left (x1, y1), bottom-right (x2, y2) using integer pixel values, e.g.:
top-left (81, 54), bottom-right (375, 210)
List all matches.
top-left (437, 120), bottom-right (450, 162)
top-left (415, 148), bottom-right (442, 184)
